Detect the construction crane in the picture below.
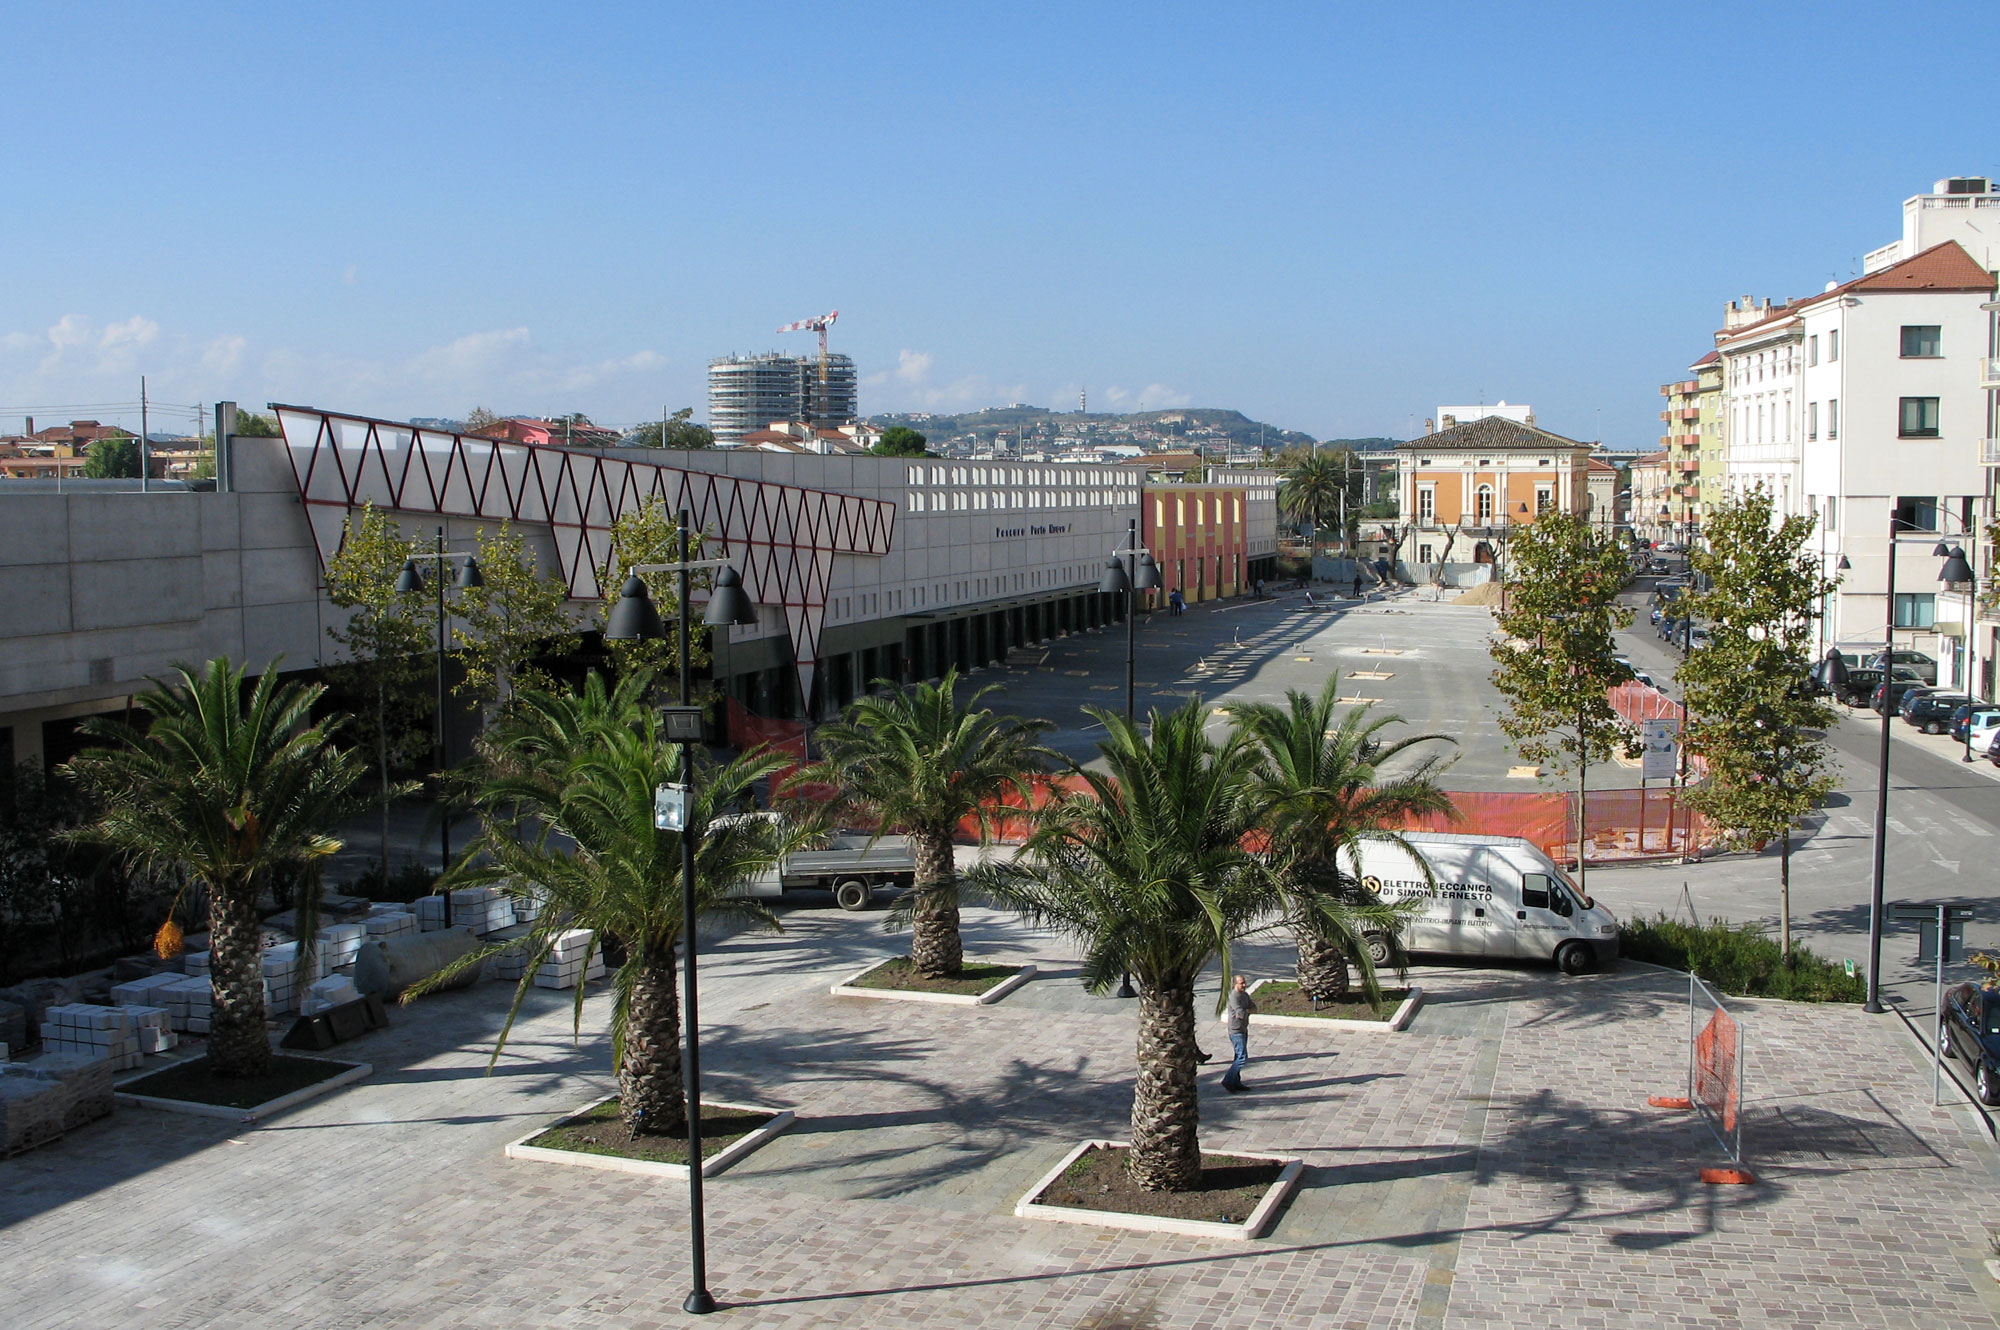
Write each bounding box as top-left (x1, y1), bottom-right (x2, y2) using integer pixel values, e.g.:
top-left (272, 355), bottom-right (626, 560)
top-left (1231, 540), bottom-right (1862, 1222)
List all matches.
top-left (777, 309), bottom-right (839, 389)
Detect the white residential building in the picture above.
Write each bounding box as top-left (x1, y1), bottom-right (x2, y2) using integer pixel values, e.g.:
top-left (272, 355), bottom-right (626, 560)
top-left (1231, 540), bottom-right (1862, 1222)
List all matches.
top-left (1716, 296), bottom-right (1804, 516)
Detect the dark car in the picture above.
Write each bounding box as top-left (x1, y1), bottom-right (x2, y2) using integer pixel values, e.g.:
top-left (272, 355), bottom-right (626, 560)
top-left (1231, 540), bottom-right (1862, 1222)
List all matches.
top-left (1871, 675), bottom-right (1933, 715)
top-left (1989, 729), bottom-right (2000, 766)
top-left (1902, 691), bottom-right (1973, 734)
top-left (1949, 704), bottom-right (2000, 742)
top-left (1942, 982), bottom-right (2000, 1104)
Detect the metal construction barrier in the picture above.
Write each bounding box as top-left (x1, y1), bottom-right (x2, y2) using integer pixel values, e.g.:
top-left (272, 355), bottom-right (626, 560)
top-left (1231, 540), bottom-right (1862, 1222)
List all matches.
top-left (1688, 974), bottom-right (1752, 1182)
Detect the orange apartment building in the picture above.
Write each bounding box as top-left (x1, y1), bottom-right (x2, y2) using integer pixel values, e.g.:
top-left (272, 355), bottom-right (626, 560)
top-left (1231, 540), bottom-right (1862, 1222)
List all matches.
top-left (1392, 415), bottom-right (1597, 570)
top-left (1142, 483), bottom-right (1251, 602)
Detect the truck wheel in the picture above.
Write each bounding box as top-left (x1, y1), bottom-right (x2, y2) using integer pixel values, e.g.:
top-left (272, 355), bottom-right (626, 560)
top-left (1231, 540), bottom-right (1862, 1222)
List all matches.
top-left (1556, 941), bottom-right (1595, 976)
top-left (1363, 933), bottom-right (1393, 967)
top-left (834, 879), bottom-right (872, 912)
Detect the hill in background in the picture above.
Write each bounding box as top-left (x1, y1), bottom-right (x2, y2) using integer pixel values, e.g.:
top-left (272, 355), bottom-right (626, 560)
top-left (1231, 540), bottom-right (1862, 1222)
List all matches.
top-left (866, 404), bottom-right (1397, 457)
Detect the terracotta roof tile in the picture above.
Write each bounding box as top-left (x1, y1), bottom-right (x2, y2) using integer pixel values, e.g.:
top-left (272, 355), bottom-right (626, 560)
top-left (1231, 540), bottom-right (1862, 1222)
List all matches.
top-left (1397, 415), bottom-right (1591, 453)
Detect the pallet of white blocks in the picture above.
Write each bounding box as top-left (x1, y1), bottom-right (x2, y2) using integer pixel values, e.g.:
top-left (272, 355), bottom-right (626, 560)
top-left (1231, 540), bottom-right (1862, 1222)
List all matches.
top-left (535, 929), bottom-right (604, 990)
top-left (317, 922), bottom-right (367, 974)
top-left (38, 1004), bottom-right (145, 1071)
top-left (508, 883), bottom-right (544, 924)
top-left (300, 974), bottom-right (361, 1016)
top-left (109, 972), bottom-right (185, 1010)
top-left (1, 1051), bottom-right (117, 1148)
top-left (416, 888), bottom-right (516, 936)
top-left (260, 941), bottom-right (330, 1016)
top-left (150, 975), bottom-right (270, 1035)
top-left (364, 907), bottom-right (418, 941)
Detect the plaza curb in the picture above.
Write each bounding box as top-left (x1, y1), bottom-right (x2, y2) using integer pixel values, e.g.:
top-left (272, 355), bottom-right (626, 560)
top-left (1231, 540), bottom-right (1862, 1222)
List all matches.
top-left (1014, 1139), bottom-right (1302, 1241)
top-left (830, 960), bottom-right (1037, 1006)
top-left (1245, 981), bottom-right (1424, 1032)
top-left (504, 1096), bottom-right (796, 1179)
top-left (115, 1058), bottom-right (372, 1123)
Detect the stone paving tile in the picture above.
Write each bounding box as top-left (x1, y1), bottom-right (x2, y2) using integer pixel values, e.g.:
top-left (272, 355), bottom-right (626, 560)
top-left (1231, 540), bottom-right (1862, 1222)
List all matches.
top-left (3, 913), bottom-right (1996, 1329)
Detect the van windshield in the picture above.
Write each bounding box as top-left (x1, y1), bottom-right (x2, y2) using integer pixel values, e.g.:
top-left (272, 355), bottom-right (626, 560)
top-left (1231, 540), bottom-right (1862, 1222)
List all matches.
top-left (1551, 865), bottom-right (1591, 910)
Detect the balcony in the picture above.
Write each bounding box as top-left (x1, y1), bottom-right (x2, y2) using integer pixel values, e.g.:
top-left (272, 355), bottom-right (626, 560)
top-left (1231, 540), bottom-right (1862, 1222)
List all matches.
top-left (1983, 358), bottom-right (2000, 389)
top-left (1676, 406), bottom-right (1700, 422)
top-left (1985, 436), bottom-right (2000, 467)
top-left (1672, 433), bottom-right (1701, 447)
top-left (1658, 410), bottom-right (1671, 422)
top-left (1674, 456), bottom-right (1700, 474)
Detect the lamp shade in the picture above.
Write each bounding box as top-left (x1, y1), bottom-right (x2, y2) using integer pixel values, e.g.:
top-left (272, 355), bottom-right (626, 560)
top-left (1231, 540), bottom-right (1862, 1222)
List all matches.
top-left (604, 575), bottom-right (665, 641)
top-left (1133, 552), bottom-right (1163, 592)
top-left (1820, 647), bottom-right (1850, 694)
top-left (1097, 555), bottom-right (1130, 596)
top-left (1938, 546), bottom-right (1975, 587)
top-left (703, 565), bottom-right (759, 627)
top-left (456, 556), bottom-right (485, 589)
top-left (394, 558), bottom-right (426, 594)
top-left (1932, 541), bottom-right (1953, 558)
top-left (1837, 555), bottom-right (1851, 571)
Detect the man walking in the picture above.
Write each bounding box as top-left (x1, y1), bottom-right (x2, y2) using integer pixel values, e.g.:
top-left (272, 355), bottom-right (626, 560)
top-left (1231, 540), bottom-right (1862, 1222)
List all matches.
top-left (1221, 973), bottom-right (1256, 1093)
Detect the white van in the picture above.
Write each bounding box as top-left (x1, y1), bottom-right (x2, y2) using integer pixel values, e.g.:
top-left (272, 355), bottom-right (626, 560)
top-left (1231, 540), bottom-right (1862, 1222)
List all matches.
top-left (1353, 832), bottom-right (1619, 975)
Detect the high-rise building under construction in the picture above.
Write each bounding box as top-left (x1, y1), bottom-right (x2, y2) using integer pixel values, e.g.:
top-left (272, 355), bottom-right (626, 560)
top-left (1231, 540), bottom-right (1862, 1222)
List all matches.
top-left (707, 352), bottom-right (857, 444)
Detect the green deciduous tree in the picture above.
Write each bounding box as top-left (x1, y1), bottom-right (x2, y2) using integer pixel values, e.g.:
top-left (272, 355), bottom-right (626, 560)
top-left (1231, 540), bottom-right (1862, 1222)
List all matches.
top-left (969, 700), bottom-right (1288, 1192)
top-left (1676, 486), bottom-right (1840, 957)
top-left (1233, 675), bottom-right (1451, 1002)
top-left (428, 672), bottom-right (801, 1135)
top-left (628, 408), bottom-right (716, 450)
top-left (234, 411), bottom-right (280, 437)
top-left (800, 670), bottom-right (1053, 979)
top-left (325, 504), bottom-right (435, 869)
top-left (452, 521), bottom-right (578, 716)
top-left (63, 660), bottom-right (371, 1077)
top-left (1489, 510), bottom-right (1637, 892)
top-left (82, 435), bottom-right (140, 478)
top-left (871, 425), bottom-right (929, 457)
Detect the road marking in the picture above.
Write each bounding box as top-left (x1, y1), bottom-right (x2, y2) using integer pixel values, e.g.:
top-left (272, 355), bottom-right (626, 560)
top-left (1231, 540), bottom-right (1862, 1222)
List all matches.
top-left (1935, 860), bottom-right (1962, 874)
top-left (1839, 815), bottom-right (1873, 836)
top-left (1887, 818), bottom-right (1914, 836)
top-left (1949, 816), bottom-right (1992, 838)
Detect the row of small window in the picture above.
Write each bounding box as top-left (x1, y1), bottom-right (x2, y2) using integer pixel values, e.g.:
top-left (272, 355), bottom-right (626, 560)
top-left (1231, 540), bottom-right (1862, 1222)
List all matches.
top-left (829, 568), bottom-right (1097, 619)
top-left (1412, 485), bottom-right (1555, 524)
top-left (907, 488), bottom-right (1137, 512)
top-left (1153, 494), bottom-right (1246, 529)
top-left (908, 465), bottom-right (1137, 488)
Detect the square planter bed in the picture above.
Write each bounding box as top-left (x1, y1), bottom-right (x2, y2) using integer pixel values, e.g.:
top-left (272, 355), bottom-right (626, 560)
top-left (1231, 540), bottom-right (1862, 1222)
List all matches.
top-left (1246, 979), bottom-right (1423, 1032)
top-left (505, 1095), bottom-right (795, 1179)
top-left (830, 957), bottom-right (1036, 1006)
top-left (116, 1054), bottom-right (371, 1123)
top-left (1015, 1139), bottom-right (1302, 1241)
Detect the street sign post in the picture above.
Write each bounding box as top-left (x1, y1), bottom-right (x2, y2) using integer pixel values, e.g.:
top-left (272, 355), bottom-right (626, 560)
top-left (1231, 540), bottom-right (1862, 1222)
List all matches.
top-left (1895, 904), bottom-right (1977, 1104)
top-left (1641, 718), bottom-right (1679, 780)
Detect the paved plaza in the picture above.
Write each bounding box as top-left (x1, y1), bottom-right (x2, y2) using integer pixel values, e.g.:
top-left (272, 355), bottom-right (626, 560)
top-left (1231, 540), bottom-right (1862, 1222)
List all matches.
top-left (7, 899), bottom-right (2000, 1330)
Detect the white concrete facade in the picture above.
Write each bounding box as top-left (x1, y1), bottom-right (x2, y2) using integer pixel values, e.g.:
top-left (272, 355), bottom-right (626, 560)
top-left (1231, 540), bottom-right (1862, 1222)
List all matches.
top-left (1717, 299), bottom-right (1803, 517)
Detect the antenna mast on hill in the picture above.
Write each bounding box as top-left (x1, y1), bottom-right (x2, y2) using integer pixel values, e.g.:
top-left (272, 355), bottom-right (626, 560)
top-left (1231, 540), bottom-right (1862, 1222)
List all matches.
top-left (777, 309), bottom-right (839, 387)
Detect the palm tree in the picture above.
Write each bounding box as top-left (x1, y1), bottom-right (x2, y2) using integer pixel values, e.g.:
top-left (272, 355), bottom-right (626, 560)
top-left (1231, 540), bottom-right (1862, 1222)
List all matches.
top-left (1276, 451), bottom-right (1346, 546)
top-left (63, 659), bottom-right (371, 1078)
top-left (431, 674), bottom-right (799, 1136)
top-left (799, 670), bottom-right (1052, 979)
top-left (969, 700), bottom-right (1286, 1192)
top-left (1232, 675), bottom-right (1454, 1003)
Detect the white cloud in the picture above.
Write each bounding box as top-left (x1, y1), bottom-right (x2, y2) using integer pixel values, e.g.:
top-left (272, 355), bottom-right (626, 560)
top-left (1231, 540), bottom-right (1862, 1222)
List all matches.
top-left (0, 313), bottom-right (673, 426)
top-left (1099, 383), bottom-right (1192, 411)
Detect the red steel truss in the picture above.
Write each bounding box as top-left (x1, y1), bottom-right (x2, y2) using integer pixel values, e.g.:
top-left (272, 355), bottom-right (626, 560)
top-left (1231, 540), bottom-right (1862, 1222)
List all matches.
top-left (273, 404), bottom-right (895, 709)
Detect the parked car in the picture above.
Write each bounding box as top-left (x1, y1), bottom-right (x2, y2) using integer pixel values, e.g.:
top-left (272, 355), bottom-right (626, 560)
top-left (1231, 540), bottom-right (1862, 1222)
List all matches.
top-left (1969, 712), bottom-right (2000, 753)
top-left (1949, 704), bottom-right (2000, 743)
top-left (1683, 625), bottom-right (1712, 652)
top-left (1869, 650), bottom-right (1938, 685)
top-left (1988, 729), bottom-right (2000, 766)
top-left (1902, 691), bottom-right (1973, 734)
top-left (1657, 616), bottom-right (1680, 641)
top-left (1872, 675), bottom-right (1934, 715)
top-left (1941, 982), bottom-right (2000, 1104)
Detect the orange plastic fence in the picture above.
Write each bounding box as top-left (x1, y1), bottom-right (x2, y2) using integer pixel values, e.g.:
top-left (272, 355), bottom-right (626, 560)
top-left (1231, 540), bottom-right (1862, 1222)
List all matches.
top-left (1388, 787), bottom-right (1705, 863)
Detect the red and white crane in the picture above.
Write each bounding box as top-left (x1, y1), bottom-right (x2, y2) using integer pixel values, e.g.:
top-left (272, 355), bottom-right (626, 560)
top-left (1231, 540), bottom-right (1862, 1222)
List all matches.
top-left (777, 309), bottom-right (839, 384)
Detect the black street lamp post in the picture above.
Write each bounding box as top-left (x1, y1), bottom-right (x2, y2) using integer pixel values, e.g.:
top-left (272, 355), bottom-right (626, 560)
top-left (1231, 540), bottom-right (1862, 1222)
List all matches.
top-left (1862, 520), bottom-right (1974, 1014)
top-left (1098, 515), bottom-right (1162, 1000)
top-left (396, 529), bottom-right (485, 923)
top-left (604, 512), bottom-right (759, 1316)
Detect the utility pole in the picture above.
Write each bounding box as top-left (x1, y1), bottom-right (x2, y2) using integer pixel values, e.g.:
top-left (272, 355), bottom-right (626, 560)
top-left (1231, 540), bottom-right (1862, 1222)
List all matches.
top-left (139, 376), bottom-right (150, 492)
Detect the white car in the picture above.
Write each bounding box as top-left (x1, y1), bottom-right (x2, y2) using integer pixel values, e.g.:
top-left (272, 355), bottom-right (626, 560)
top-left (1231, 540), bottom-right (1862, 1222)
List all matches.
top-left (1968, 711), bottom-right (2000, 753)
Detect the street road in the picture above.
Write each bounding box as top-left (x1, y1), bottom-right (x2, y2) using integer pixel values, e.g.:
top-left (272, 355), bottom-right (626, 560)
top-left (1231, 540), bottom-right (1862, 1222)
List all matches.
top-left (984, 579), bottom-right (2000, 1011)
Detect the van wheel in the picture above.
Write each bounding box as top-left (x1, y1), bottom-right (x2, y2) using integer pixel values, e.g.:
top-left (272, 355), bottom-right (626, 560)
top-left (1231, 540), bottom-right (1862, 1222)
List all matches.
top-left (1555, 942), bottom-right (1595, 976)
top-left (834, 879), bottom-right (872, 912)
top-left (1363, 933), bottom-right (1393, 967)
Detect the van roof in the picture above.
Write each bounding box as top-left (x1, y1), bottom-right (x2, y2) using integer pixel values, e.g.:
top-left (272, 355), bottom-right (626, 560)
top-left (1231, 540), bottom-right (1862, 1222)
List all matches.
top-left (1392, 831), bottom-right (1539, 851)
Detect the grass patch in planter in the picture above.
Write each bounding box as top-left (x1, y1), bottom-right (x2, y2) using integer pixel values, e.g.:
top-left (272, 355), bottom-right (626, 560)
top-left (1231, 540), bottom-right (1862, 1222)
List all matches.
top-left (848, 957), bottom-right (1021, 997)
top-left (1252, 980), bottom-right (1408, 1021)
top-left (1036, 1144), bottom-right (1285, 1225)
top-left (118, 1055), bottom-right (360, 1109)
top-left (526, 1099), bottom-right (777, 1166)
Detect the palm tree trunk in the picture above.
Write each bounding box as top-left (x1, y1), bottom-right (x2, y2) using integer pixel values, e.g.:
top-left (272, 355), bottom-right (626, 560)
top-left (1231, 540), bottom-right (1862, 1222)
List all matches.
top-left (908, 830), bottom-right (963, 979)
top-left (206, 878), bottom-right (272, 1078)
top-left (1128, 979), bottom-right (1201, 1191)
top-left (1294, 922), bottom-right (1351, 1003)
top-left (620, 939), bottom-right (686, 1136)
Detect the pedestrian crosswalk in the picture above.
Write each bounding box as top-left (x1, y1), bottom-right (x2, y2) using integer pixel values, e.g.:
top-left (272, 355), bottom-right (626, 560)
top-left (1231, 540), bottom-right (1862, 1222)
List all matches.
top-left (1833, 812), bottom-right (1992, 839)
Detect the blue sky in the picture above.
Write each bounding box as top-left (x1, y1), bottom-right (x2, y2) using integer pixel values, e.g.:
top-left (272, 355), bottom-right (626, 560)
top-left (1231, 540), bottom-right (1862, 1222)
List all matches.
top-left (3, 2), bottom-right (1995, 447)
